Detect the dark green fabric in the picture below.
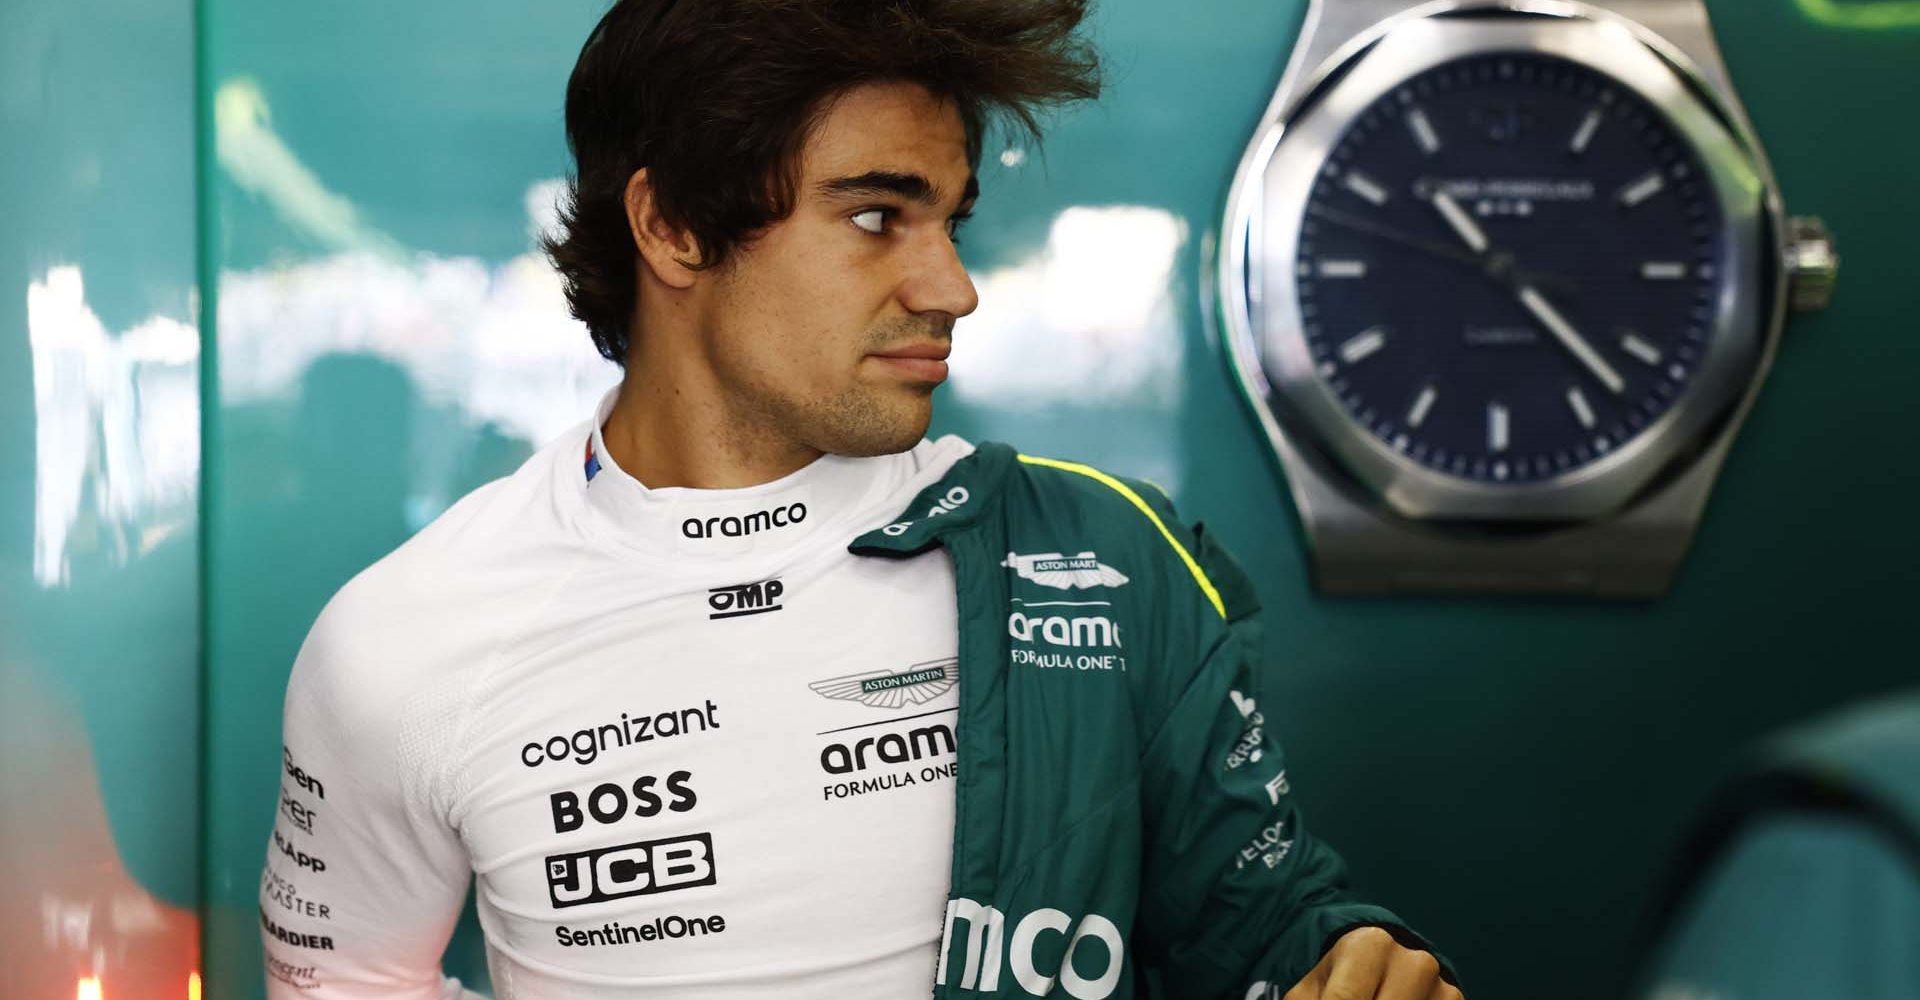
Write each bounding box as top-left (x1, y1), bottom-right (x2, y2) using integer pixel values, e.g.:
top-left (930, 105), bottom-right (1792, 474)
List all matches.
top-left (851, 442), bottom-right (1452, 999)
top-left (1639, 692), bottom-right (1920, 1000)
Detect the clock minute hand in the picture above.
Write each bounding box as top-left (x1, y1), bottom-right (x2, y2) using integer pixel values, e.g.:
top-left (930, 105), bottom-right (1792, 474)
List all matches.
top-left (1429, 190), bottom-right (1490, 254)
top-left (1516, 285), bottom-right (1626, 396)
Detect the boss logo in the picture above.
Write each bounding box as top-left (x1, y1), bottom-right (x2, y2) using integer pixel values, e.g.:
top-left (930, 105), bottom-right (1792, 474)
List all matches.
top-left (551, 771), bottom-right (697, 833)
top-left (545, 833), bottom-right (717, 909)
top-left (708, 579), bottom-right (783, 620)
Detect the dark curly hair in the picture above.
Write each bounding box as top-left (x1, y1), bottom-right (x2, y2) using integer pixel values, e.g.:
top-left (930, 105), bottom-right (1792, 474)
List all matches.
top-left (541, 0), bottom-right (1102, 365)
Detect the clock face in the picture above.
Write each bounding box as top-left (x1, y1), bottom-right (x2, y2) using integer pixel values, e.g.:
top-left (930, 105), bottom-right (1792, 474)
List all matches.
top-left (1294, 52), bottom-right (1727, 484)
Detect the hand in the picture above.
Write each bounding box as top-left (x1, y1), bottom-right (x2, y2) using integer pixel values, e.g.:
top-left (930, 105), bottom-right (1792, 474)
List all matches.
top-left (1283, 926), bottom-right (1461, 1000)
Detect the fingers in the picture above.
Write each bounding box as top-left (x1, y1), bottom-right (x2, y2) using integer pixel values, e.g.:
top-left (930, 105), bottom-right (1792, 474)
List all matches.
top-left (1283, 927), bottom-right (1459, 1000)
top-left (1318, 926), bottom-right (1396, 1000)
top-left (1376, 944), bottom-right (1446, 1000)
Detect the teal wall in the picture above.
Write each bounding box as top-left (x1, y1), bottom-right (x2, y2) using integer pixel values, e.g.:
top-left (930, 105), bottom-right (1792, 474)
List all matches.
top-left (1, 0), bottom-right (203, 994)
top-left (4, 1), bottom-right (1914, 999)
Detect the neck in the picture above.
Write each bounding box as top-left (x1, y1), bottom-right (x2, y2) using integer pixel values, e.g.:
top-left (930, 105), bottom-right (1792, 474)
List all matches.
top-left (601, 360), bottom-right (824, 492)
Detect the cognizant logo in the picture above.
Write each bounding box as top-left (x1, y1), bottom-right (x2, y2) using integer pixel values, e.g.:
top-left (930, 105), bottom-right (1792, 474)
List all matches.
top-left (520, 701), bottom-right (720, 768)
top-left (938, 898), bottom-right (1124, 999)
top-left (681, 503), bottom-right (806, 540)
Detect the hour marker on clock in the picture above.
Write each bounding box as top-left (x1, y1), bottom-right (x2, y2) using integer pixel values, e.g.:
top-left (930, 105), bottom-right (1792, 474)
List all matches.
top-left (1344, 171), bottom-right (1391, 206)
top-left (1620, 332), bottom-right (1663, 366)
top-left (1566, 388), bottom-right (1597, 430)
top-left (1640, 261), bottom-right (1687, 280)
top-left (1618, 171), bottom-right (1666, 208)
top-left (1317, 259), bottom-right (1368, 278)
top-left (1407, 385), bottom-right (1437, 429)
top-left (1488, 402), bottom-right (1510, 453)
top-left (1339, 326), bottom-right (1387, 364)
top-left (1406, 108), bottom-right (1442, 155)
top-left (1570, 108), bottom-right (1603, 154)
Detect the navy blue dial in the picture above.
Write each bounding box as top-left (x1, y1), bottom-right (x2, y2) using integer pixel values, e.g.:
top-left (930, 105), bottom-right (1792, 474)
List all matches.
top-left (1295, 53), bottom-right (1726, 483)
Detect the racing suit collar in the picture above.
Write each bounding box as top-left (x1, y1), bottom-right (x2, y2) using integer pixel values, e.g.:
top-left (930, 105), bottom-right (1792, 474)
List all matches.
top-left (848, 442), bottom-right (1016, 557)
top-left (581, 386), bottom-right (904, 560)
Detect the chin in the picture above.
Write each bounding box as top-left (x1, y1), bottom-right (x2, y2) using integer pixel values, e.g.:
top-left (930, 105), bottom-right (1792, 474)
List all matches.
top-left (815, 396), bottom-right (932, 457)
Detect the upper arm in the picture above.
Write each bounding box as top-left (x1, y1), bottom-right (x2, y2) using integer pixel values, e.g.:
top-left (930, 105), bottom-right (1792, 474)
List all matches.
top-left (261, 590), bottom-right (481, 999)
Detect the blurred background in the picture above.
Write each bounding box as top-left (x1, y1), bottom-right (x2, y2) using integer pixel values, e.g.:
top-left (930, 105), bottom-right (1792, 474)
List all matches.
top-left (2, 0), bottom-right (1915, 998)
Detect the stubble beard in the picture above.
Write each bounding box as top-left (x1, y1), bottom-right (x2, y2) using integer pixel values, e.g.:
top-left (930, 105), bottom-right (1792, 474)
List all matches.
top-left (736, 315), bottom-right (945, 458)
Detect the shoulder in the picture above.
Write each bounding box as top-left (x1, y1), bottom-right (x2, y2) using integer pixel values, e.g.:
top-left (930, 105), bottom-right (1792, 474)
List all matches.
top-left (997, 448), bottom-right (1231, 618)
top-left (289, 428), bottom-right (593, 714)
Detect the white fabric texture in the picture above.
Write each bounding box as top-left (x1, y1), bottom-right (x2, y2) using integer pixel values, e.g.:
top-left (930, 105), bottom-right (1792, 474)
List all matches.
top-left (262, 388), bottom-right (974, 998)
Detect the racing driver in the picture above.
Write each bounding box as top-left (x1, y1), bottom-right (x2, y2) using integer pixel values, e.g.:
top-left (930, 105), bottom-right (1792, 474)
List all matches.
top-left (259, 1), bottom-right (1464, 998)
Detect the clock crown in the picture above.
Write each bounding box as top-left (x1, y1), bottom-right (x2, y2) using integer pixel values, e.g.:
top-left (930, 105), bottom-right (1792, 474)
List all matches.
top-left (1785, 215), bottom-right (1839, 313)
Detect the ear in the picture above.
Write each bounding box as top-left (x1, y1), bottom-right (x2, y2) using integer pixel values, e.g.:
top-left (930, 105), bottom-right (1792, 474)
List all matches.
top-left (624, 167), bottom-right (703, 290)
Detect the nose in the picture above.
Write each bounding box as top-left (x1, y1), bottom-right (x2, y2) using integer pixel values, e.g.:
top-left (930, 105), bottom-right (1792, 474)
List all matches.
top-left (899, 231), bottom-right (979, 320)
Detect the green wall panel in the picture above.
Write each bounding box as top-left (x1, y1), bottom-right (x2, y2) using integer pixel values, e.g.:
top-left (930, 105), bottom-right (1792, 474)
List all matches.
top-left (196, 3), bottom-right (1919, 1000)
top-left (1, 0), bottom-right (203, 995)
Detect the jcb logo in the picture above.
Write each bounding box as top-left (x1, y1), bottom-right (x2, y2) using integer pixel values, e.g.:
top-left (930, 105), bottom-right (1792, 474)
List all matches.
top-left (545, 833), bottom-right (716, 909)
top-left (708, 579), bottom-right (783, 620)
top-left (938, 898), bottom-right (1124, 998)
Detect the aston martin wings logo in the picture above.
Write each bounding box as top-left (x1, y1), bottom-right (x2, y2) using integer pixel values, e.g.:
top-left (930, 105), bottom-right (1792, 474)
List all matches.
top-left (1000, 551), bottom-right (1130, 591)
top-left (809, 657), bottom-right (958, 710)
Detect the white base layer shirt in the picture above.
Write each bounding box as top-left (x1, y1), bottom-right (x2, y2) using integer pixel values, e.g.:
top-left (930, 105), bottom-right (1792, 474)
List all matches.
top-left (261, 389), bottom-right (975, 999)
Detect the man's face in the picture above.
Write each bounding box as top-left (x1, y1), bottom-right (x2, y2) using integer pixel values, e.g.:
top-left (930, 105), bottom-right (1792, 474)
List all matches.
top-left (698, 81), bottom-right (979, 457)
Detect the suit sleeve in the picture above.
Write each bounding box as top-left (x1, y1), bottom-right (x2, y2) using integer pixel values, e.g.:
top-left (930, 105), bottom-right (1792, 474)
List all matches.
top-left (1127, 500), bottom-right (1459, 998)
top-left (260, 589), bottom-right (488, 1000)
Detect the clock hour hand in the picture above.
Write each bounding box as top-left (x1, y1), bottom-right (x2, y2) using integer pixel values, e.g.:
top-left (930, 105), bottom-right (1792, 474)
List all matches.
top-left (1516, 284), bottom-right (1626, 395)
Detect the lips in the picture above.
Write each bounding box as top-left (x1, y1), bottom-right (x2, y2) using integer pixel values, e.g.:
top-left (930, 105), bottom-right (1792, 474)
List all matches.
top-left (869, 343), bottom-right (951, 383)
top-left (869, 343), bottom-right (952, 362)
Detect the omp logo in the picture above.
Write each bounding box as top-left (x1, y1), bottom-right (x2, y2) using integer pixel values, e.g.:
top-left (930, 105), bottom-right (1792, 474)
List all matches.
top-left (938, 898), bottom-right (1125, 998)
top-left (282, 746), bottom-right (324, 799)
top-left (708, 579), bottom-right (783, 620)
top-left (810, 658), bottom-right (957, 710)
top-left (1007, 610), bottom-right (1122, 648)
top-left (551, 771), bottom-right (697, 833)
top-left (1001, 551), bottom-right (1129, 591)
top-left (546, 833), bottom-right (717, 909)
top-left (681, 503), bottom-right (805, 540)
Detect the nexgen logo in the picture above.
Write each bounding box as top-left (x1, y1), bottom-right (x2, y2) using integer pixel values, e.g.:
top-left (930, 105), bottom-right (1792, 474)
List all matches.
top-left (938, 898), bottom-right (1124, 998)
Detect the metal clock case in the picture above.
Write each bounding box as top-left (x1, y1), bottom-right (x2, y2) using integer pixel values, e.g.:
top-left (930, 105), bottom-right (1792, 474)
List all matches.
top-left (1217, 0), bottom-right (1836, 596)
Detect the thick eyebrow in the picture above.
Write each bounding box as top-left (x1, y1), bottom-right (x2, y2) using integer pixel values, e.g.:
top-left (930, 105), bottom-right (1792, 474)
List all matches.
top-left (815, 170), bottom-right (979, 209)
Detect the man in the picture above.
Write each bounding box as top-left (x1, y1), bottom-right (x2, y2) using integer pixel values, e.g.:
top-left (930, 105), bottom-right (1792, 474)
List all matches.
top-left (260, 1), bottom-right (1463, 998)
